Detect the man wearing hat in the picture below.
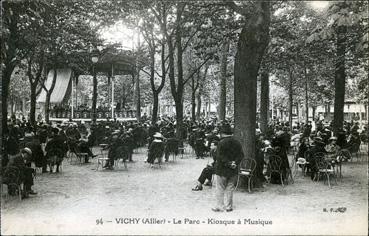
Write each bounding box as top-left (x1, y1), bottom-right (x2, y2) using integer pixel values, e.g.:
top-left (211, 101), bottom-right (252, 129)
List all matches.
top-left (147, 132), bottom-right (165, 166)
top-left (212, 123), bottom-right (243, 212)
top-left (103, 131), bottom-right (123, 170)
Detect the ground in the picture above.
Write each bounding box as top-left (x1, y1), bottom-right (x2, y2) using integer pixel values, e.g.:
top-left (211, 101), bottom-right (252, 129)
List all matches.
top-left (1, 145), bottom-right (368, 235)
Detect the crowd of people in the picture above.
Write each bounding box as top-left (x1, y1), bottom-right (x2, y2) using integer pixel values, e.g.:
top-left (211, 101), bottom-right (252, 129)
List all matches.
top-left (1, 115), bottom-right (367, 210)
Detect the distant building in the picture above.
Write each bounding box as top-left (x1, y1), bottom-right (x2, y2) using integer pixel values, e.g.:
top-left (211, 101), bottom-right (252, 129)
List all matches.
top-left (313, 100), bottom-right (368, 125)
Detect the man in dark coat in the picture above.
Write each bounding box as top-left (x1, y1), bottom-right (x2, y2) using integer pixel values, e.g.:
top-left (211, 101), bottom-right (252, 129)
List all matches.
top-left (4, 148), bottom-right (37, 198)
top-left (213, 124), bottom-right (244, 212)
top-left (45, 128), bottom-right (66, 173)
top-left (25, 135), bottom-right (47, 173)
top-left (103, 132), bottom-right (124, 170)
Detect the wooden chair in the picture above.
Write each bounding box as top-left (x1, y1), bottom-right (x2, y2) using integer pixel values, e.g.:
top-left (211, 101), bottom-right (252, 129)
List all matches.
top-left (235, 158), bottom-right (257, 192)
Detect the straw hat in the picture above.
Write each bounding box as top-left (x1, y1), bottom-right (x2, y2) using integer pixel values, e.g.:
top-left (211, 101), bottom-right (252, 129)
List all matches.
top-left (22, 147), bottom-right (32, 156)
top-left (153, 132), bottom-right (164, 139)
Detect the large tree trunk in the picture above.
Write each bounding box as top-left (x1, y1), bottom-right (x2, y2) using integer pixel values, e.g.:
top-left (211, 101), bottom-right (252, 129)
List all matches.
top-left (260, 71), bottom-right (269, 133)
top-left (92, 67), bottom-right (98, 124)
top-left (152, 93), bottom-right (159, 124)
top-left (2, 65), bottom-right (15, 135)
top-left (234, 2), bottom-right (270, 161)
top-left (288, 68), bottom-right (294, 129)
top-left (218, 41), bottom-right (229, 121)
top-left (333, 25), bottom-right (347, 134)
top-left (30, 86), bottom-right (37, 126)
top-left (173, 3), bottom-right (185, 139)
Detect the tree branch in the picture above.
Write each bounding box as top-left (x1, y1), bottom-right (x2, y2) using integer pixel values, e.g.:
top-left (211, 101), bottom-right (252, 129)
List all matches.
top-left (224, 1), bottom-right (248, 16)
top-left (183, 56), bottom-right (211, 85)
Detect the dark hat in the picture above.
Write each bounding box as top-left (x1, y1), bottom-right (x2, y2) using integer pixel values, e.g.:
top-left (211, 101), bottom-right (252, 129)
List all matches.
top-left (220, 124), bottom-right (233, 135)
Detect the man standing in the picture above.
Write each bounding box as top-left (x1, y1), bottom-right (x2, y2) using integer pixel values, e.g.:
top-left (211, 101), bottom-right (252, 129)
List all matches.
top-left (213, 124), bottom-right (244, 212)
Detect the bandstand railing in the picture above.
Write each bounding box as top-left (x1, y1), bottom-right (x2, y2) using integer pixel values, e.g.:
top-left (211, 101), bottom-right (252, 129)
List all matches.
top-left (50, 108), bottom-right (136, 119)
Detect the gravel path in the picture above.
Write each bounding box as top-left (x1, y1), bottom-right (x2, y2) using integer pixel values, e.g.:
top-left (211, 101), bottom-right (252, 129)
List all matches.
top-left (1, 146), bottom-right (368, 235)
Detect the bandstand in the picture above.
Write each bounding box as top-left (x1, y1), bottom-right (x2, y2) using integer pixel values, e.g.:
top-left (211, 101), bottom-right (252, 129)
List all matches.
top-left (37, 48), bottom-right (137, 122)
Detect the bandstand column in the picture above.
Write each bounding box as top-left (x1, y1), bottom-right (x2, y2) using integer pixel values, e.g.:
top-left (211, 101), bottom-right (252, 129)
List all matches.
top-left (111, 64), bottom-right (115, 119)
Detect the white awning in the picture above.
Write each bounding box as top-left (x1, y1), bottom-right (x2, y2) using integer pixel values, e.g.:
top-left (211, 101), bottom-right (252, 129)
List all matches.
top-left (37, 68), bottom-right (72, 104)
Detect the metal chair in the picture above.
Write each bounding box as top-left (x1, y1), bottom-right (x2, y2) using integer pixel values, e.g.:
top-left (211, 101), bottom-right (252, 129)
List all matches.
top-left (267, 155), bottom-right (285, 186)
top-left (96, 157), bottom-right (109, 171)
top-left (235, 158), bottom-right (257, 192)
top-left (69, 151), bottom-right (87, 165)
top-left (315, 158), bottom-right (337, 188)
top-left (339, 149), bottom-right (352, 162)
top-left (349, 143), bottom-right (361, 162)
top-left (2, 166), bottom-right (23, 201)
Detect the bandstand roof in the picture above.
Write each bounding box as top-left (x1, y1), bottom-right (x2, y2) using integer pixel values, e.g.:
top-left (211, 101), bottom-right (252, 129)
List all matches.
top-left (94, 50), bottom-right (136, 75)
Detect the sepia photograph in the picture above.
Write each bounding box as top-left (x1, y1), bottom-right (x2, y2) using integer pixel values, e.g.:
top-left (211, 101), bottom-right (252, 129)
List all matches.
top-left (1, 0), bottom-right (368, 235)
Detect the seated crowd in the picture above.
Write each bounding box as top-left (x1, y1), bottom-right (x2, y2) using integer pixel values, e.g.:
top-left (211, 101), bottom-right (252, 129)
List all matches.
top-left (2, 114), bottom-right (367, 199)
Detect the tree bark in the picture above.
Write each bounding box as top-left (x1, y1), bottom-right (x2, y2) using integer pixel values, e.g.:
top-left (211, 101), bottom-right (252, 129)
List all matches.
top-left (30, 86), bottom-right (37, 126)
top-left (150, 42), bottom-right (166, 125)
top-left (288, 67), bottom-right (294, 129)
top-left (44, 68), bottom-right (57, 124)
top-left (27, 54), bottom-right (44, 127)
top-left (234, 1), bottom-right (270, 162)
top-left (196, 85), bottom-right (202, 120)
top-left (304, 66), bottom-right (309, 124)
top-left (191, 75), bottom-right (197, 122)
top-left (260, 71), bottom-right (269, 133)
top-left (2, 61), bottom-right (16, 135)
top-left (152, 93), bottom-right (159, 124)
top-left (134, 70), bottom-right (141, 122)
top-left (218, 41), bottom-right (229, 121)
top-left (92, 67), bottom-right (98, 124)
top-left (333, 25), bottom-right (347, 134)
top-left (296, 102), bottom-right (300, 124)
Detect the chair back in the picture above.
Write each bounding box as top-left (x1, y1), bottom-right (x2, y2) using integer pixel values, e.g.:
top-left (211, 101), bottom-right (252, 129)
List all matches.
top-left (268, 155), bottom-right (283, 171)
top-left (337, 149), bottom-right (351, 159)
top-left (351, 143), bottom-right (360, 153)
top-left (316, 158), bottom-right (331, 171)
top-left (313, 152), bottom-right (325, 160)
top-left (239, 158), bottom-right (257, 174)
top-left (304, 150), bottom-right (312, 161)
top-left (3, 166), bottom-right (21, 185)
